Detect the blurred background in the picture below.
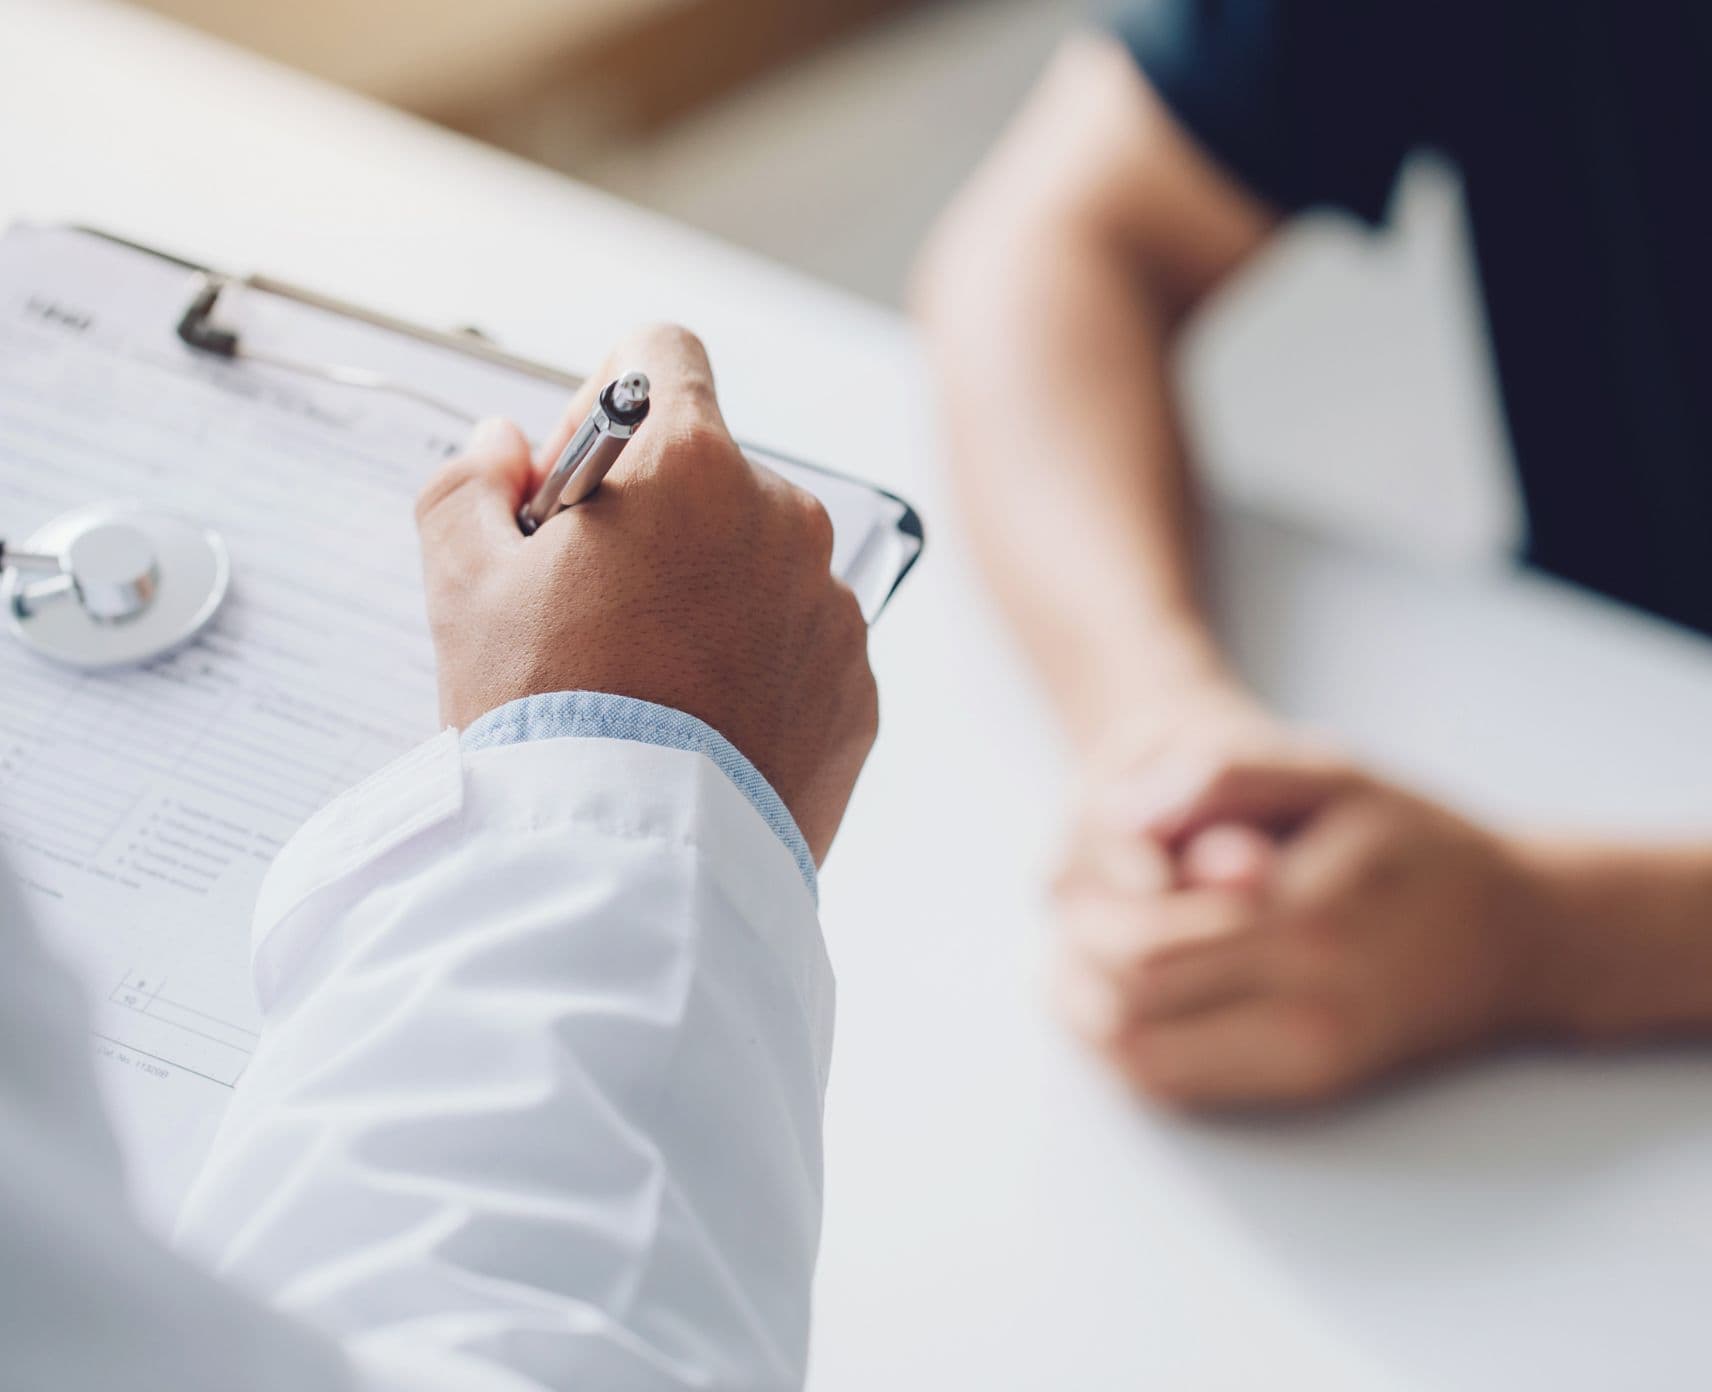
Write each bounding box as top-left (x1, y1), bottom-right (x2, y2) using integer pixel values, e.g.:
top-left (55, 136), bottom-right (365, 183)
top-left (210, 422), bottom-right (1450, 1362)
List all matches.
top-left (125, 0), bottom-right (1520, 566)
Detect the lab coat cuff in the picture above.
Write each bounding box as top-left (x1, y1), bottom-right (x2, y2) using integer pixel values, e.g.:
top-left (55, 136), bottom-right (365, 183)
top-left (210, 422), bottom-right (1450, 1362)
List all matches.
top-left (461, 690), bottom-right (818, 900)
top-left (250, 725), bottom-right (829, 1069)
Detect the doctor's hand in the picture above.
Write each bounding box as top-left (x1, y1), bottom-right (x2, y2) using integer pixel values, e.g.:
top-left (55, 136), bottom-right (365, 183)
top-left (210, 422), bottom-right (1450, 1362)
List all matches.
top-left (414, 324), bottom-right (877, 864)
top-left (1053, 752), bottom-right (1558, 1107)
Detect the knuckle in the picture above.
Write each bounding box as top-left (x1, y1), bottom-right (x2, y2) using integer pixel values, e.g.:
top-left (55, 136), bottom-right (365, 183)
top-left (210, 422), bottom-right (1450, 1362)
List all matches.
top-left (840, 606), bottom-right (878, 733)
top-left (832, 650), bottom-right (879, 746)
top-left (855, 662), bottom-right (880, 740)
top-left (803, 573), bottom-right (876, 741)
top-left (627, 322), bottom-right (716, 405)
top-left (831, 580), bottom-right (868, 641)
top-left (678, 415), bottom-right (737, 461)
top-left (654, 418), bottom-right (741, 480)
top-left (794, 489), bottom-right (836, 561)
top-left (638, 320), bottom-right (705, 357)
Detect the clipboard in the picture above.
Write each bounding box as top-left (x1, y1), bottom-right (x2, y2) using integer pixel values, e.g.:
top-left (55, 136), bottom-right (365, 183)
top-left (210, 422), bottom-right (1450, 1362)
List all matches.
top-left (0, 220), bottom-right (923, 1224)
top-left (81, 224), bottom-right (926, 622)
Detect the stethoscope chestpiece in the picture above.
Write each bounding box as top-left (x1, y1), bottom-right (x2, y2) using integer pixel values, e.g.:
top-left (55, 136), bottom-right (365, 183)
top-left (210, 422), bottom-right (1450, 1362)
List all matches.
top-left (1, 504), bottom-right (229, 669)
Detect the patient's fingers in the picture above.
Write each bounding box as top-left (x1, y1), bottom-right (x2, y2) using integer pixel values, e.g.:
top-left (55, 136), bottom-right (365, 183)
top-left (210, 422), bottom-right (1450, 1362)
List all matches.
top-left (1052, 949), bottom-right (1134, 1046)
top-left (1059, 887), bottom-right (1252, 978)
top-left (1178, 821), bottom-right (1275, 892)
top-left (1057, 887), bottom-right (1264, 1026)
top-left (1130, 749), bottom-right (1361, 845)
top-left (1113, 997), bottom-right (1358, 1107)
top-left (1055, 824), bottom-right (1173, 899)
top-left (1056, 774), bottom-right (1180, 898)
top-left (1124, 930), bottom-right (1265, 1022)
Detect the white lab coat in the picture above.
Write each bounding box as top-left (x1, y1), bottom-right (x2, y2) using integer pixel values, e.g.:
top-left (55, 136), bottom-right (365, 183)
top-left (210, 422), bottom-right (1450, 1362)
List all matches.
top-left (0, 729), bottom-right (833, 1390)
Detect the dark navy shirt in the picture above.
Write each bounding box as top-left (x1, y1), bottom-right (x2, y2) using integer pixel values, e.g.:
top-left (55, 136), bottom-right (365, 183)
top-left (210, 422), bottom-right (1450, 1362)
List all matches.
top-left (1114, 0), bottom-right (1712, 634)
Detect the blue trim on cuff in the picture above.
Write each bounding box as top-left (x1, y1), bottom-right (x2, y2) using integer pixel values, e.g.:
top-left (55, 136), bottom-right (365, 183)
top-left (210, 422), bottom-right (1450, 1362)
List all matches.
top-left (461, 691), bottom-right (817, 899)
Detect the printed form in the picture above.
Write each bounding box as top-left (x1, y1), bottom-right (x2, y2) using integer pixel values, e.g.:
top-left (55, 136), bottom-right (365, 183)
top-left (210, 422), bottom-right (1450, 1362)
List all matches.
top-left (0, 224), bottom-right (905, 1229)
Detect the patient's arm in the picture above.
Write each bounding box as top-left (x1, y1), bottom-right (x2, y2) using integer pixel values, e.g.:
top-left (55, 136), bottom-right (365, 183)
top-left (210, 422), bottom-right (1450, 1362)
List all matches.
top-left (917, 38), bottom-right (1712, 1105)
top-left (914, 33), bottom-right (1276, 751)
top-left (1515, 841), bottom-right (1712, 1042)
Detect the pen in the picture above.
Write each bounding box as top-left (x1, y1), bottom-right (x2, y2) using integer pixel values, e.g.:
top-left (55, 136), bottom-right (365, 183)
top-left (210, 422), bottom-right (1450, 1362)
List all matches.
top-left (517, 371), bottom-right (651, 535)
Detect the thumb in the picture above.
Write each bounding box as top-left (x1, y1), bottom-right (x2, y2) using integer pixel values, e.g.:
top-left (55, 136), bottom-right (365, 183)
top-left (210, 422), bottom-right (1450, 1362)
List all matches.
top-left (1177, 821), bottom-right (1277, 893)
top-left (414, 417), bottom-right (533, 560)
top-left (1125, 749), bottom-right (1361, 847)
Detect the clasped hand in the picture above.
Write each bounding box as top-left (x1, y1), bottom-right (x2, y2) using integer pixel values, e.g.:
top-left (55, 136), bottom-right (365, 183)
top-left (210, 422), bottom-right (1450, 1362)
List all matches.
top-left (1054, 704), bottom-right (1558, 1107)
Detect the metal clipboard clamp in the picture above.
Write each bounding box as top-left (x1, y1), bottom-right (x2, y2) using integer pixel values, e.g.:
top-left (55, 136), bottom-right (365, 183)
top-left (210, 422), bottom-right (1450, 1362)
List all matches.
top-left (147, 230), bottom-right (925, 621)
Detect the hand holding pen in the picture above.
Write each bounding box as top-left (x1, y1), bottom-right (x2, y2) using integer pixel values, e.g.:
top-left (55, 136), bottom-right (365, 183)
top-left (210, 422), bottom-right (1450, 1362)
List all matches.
top-left (517, 371), bottom-right (651, 534)
top-left (415, 323), bottom-right (877, 862)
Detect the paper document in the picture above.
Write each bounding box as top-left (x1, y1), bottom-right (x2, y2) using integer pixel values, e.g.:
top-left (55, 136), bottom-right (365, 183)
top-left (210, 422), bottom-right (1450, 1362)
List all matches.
top-left (0, 224), bottom-right (909, 1227)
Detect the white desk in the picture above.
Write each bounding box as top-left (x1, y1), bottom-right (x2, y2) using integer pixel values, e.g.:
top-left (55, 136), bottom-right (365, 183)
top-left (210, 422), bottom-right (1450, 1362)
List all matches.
top-left (8, 3), bottom-right (1712, 1387)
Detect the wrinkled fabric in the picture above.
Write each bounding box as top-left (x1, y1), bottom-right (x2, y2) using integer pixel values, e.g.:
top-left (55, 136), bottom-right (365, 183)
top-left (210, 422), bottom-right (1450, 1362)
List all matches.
top-left (1, 726), bottom-right (832, 1391)
top-left (464, 690), bottom-right (817, 899)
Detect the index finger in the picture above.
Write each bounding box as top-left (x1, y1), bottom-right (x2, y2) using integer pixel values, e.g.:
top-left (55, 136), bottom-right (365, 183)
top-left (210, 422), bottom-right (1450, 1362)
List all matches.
top-left (533, 323), bottom-right (724, 482)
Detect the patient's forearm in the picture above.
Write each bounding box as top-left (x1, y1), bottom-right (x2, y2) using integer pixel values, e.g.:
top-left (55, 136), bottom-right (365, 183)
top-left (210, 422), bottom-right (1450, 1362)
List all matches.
top-left (914, 36), bottom-right (1274, 751)
top-left (1514, 841), bottom-right (1712, 1041)
top-left (919, 211), bottom-right (1222, 746)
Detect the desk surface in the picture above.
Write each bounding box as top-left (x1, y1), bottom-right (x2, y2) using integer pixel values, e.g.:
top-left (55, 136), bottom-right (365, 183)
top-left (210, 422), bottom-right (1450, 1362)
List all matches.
top-left (8, 3), bottom-right (1712, 1388)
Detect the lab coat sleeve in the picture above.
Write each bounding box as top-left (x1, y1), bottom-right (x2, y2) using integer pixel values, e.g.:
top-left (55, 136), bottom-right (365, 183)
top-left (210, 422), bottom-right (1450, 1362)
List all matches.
top-left (173, 721), bottom-right (835, 1392)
